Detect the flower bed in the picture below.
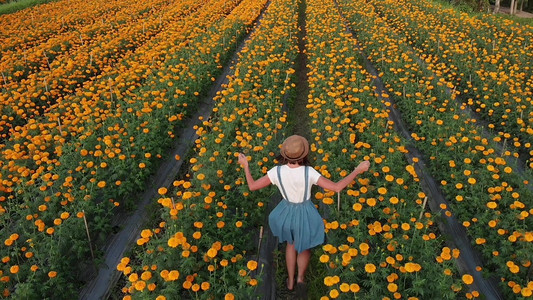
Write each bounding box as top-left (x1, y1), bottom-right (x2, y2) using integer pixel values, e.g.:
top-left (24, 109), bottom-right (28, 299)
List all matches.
top-left (338, 0), bottom-right (533, 297)
top-left (116, 0), bottom-right (299, 298)
top-left (0, 0), bottom-right (204, 138)
top-left (0, 0), bottom-right (266, 298)
top-left (303, 0), bottom-right (468, 298)
top-left (358, 0), bottom-right (533, 170)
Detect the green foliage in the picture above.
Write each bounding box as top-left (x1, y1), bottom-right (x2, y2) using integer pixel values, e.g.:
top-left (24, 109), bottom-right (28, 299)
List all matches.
top-left (432, 0), bottom-right (490, 12)
top-left (0, 0), bottom-right (58, 16)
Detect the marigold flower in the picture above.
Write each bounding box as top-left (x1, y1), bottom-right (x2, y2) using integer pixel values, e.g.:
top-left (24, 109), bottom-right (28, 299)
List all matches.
top-left (462, 274), bottom-right (474, 285)
top-left (365, 263), bottom-right (376, 273)
top-left (350, 283), bottom-right (360, 293)
top-left (247, 260), bottom-right (258, 271)
top-left (158, 187), bottom-right (167, 195)
top-left (167, 270), bottom-right (179, 281)
top-left (207, 248), bottom-right (218, 258)
top-left (225, 293), bottom-right (235, 300)
top-left (9, 265), bottom-right (19, 274)
top-left (339, 283), bottom-right (350, 292)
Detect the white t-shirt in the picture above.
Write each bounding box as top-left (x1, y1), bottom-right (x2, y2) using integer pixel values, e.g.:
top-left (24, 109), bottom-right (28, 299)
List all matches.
top-left (267, 165), bottom-right (322, 203)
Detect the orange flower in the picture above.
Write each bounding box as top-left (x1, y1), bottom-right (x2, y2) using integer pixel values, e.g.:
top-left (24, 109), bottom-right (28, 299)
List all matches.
top-left (207, 248), bottom-right (218, 258)
top-left (377, 187), bottom-right (387, 195)
top-left (387, 283), bottom-right (398, 292)
top-left (247, 260), bottom-right (258, 271)
top-left (9, 265), bottom-right (19, 274)
top-left (248, 279), bottom-right (258, 286)
top-left (225, 293), bottom-right (235, 300)
top-left (364, 263), bottom-right (376, 273)
top-left (167, 270), bottom-right (179, 281)
top-left (158, 187), bottom-right (168, 195)
top-left (462, 274), bottom-right (474, 285)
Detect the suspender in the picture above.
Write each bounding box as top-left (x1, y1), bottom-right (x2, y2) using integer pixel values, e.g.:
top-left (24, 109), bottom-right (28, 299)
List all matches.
top-left (277, 166), bottom-right (309, 202)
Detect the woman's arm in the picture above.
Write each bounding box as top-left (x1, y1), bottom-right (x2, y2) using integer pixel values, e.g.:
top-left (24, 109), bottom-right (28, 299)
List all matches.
top-left (238, 153), bottom-right (272, 191)
top-left (316, 161), bottom-right (370, 193)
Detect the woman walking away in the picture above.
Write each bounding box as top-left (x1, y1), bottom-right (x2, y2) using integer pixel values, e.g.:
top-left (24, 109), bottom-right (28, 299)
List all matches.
top-left (238, 135), bottom-right (370, 295)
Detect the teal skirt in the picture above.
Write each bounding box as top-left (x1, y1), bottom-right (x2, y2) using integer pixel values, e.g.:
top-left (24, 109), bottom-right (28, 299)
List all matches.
top-left (268, 199), bottom-right (325, 253)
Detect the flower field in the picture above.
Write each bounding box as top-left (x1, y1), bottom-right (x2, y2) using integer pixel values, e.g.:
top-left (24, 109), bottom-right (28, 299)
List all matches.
top-left (0, 0), bottom-right (532, 298)
top-left (0, 0), bottom-right (268, 297)
top-left (358, 0), bottom-right (533, 172)
top-left (116, 0), bottom-right (299, 297)
top-left (337, 0), bottom-right (533, 297)
top-left (304, 0), bottom-right (466, 298)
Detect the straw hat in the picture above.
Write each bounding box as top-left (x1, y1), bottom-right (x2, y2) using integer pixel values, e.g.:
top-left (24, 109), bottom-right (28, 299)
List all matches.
top-left (281, 135), bottom-right (309, 161)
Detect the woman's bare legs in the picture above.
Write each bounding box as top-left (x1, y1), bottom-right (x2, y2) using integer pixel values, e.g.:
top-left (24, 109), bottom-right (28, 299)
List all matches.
top-left (286, 243), bottom-right (312, 289)
top-left (296, 249), bottom-right (311, 283)
top-left (286, 243), bottom-right (297, 290)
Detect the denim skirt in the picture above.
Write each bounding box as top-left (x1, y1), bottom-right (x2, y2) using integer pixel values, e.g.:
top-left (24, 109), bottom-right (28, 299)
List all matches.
top-left (268, 199), bottom-right (325, 253)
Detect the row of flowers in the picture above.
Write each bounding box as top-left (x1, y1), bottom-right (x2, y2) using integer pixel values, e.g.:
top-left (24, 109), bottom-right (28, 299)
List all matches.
top-left (0, 0), bottom-right (204, 139)
top-left (0, 0), bottom-right (263, 298)
top-left (303, 0), bottom-right (468, 298)
top-left (365, 0), bottom-right (533, 171)
top-left (117, 0), bottom-right (299, 298)
top-left (1, 0), bottom-right (171, 53)
top-left (338, 0), bottom-right (532, 297)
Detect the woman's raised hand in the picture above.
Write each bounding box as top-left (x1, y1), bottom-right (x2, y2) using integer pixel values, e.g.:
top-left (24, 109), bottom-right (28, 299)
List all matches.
top-left (357, 160), bottom-right (371, 173)
top-left (238, 153), bottom-right (249, 168)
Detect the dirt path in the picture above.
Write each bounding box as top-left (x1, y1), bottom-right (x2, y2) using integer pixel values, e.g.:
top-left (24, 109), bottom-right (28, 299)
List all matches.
top-left (291, 0), bottom-right (311, 139)
top-left (78, 3), bottom-right (272, 298)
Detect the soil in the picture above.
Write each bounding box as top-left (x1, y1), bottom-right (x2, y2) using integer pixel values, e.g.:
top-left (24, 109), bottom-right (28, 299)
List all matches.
top-left (291, 0), bottom-right (311, 139)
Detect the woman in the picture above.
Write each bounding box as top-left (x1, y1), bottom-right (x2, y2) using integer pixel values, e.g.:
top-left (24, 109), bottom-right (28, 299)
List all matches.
top-left (238, 135), bottom-right (370, 293)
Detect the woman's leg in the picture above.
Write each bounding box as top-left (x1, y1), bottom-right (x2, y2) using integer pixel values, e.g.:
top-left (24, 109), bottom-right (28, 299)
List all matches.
top-left (296, 249), bottom-right (311, 283)
top-left (286, 243), bottom-right (297, 289)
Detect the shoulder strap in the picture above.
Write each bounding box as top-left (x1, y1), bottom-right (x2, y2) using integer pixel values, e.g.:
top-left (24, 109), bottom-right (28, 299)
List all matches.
top-left (303, 166), bottom-right (309, 202)
top-left (277, 166), bottom-right (290, 201)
